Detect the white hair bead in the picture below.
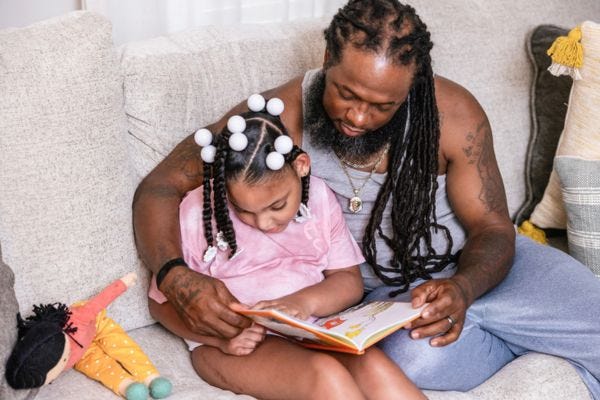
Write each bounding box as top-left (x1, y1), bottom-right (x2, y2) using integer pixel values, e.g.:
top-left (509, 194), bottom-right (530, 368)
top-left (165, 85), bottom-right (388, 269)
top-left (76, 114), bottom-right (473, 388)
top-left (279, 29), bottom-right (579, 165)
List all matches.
top-left (266, 98), bottom-right (284, 116)
top-left (229, 132), bottom-right (248, 151)
top-left (265, 152), bottom-right (285, 170)
top-left (274, 135), bottom-right (293, 155)
top-left (247, 94), bottom-right (266, 112)
top-left (194, 128), bottom-right (213, 147)
top-left (227, 115), bottom-right (246, 133)
top-left (200, 145), bottom-right (216, 163)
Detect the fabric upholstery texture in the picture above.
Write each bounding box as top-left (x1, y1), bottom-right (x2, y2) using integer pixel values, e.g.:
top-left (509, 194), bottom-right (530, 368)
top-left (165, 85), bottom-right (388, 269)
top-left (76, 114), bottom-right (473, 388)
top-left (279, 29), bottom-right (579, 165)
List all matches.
top-left (0, 12), bottom-right (151, 331)
top-left (531, 21), bottom-right (600, 228)
top-left (555, 157), bottom-right (600, 277)
top-left (515, 25), bottom-right (571, 225)
top-left (0, 245), bottom-right (36, 400)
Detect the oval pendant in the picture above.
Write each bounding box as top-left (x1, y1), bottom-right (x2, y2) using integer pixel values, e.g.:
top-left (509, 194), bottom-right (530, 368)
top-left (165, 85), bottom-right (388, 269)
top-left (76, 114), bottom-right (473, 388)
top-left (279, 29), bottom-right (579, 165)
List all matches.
top-left (348, 196), bottom-right (363, 213)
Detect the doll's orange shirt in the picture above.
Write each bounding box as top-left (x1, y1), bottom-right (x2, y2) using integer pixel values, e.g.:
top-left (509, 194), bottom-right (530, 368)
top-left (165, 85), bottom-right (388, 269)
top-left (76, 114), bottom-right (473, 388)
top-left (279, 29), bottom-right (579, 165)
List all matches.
top-left (64, 279), bottom-right (126, 370)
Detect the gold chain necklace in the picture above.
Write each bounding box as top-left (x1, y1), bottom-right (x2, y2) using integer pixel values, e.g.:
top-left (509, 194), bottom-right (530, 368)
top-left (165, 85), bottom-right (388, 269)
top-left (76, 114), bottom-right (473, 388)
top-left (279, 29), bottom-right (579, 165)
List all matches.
top-left (338, 143), bottom-right (390, 213)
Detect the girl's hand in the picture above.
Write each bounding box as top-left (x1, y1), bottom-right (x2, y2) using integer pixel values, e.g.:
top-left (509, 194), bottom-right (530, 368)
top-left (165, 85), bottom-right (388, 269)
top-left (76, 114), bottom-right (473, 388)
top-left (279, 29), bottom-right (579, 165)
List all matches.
top-left (219, 323), bottom-right (266, 356)
top-left (252, 297), bottom-right (312, 320)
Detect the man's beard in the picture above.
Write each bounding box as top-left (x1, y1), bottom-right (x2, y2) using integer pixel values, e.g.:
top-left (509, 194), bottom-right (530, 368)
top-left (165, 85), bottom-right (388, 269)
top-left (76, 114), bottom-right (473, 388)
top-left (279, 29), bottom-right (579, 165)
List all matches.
top-left (306, 70), bottom-right (408, 160)
top-left (311, 122), bottom-right (393, 160)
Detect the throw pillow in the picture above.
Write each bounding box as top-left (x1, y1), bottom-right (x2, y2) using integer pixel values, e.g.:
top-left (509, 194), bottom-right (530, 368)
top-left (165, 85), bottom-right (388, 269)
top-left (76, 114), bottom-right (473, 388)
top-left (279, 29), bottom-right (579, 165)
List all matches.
top-left (529, 21), bottom-right (600, 229)
top-left (555, 157), bottom-right (600, 277)
top-left (515, 25), bottom-right (572, 226)
top-left (0, 246), bottom-right (34, 400)
top-left (0, 11), bottom-right (151, 331)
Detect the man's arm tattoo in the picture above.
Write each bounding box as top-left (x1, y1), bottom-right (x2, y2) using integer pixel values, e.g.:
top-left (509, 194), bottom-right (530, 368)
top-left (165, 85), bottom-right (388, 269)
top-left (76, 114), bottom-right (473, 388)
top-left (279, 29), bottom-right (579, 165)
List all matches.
top-left (166, 139), bottom-right (204, 181)
top-left (165, 273), bottom-right (201, 310)
top-left (462, 121), bottom-right (508, 214)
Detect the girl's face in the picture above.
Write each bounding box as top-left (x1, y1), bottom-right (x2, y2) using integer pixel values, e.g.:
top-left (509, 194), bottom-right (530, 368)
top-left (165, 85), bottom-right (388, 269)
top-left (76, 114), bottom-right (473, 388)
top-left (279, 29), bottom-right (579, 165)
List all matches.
top-left (227, 156), bottom-right (309, 234)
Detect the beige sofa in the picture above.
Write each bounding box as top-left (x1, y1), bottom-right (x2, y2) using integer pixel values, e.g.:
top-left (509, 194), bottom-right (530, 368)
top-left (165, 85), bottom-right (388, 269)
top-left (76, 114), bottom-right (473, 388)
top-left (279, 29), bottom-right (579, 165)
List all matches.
top-left (1, 1), bottom-right (599, 399)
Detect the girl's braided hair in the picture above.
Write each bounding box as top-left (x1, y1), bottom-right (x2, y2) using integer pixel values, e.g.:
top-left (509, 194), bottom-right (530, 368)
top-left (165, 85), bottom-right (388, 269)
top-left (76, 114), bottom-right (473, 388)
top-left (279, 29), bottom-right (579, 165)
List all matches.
top-left (202, 111), bottom-right (310, 257)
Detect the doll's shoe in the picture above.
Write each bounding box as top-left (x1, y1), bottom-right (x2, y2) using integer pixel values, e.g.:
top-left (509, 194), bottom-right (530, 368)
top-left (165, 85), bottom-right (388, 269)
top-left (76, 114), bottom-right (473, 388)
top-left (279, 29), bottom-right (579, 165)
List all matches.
top-left (125, 382), bottom-right (149, 400)
top-left (149, 377), bottom-right (172, 399)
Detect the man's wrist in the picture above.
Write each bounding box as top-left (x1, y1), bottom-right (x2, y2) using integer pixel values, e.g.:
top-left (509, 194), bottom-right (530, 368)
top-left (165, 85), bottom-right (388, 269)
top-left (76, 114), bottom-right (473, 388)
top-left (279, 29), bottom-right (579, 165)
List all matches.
top-left (450, 274), bottom-right (474, 307)
top-left (156, 258), bottom-right (189, 290)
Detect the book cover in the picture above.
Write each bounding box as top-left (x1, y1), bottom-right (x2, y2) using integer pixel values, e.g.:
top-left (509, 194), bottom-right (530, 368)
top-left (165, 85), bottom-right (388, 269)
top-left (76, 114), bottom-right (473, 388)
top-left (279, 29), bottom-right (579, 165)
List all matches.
top-left (238, 301), bottom-right (426, 354)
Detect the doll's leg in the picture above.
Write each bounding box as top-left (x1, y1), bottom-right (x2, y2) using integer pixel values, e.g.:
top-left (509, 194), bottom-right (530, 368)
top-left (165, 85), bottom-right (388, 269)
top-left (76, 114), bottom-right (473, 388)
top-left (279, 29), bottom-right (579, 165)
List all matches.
top-left (75, 342), bottom-right (139, 396)
top-left (95, 315), bottom-right (160, 382)
top-left (193, 335), bottom-right (365, 400)
top-left (95, 315), bottom-right (172, 398)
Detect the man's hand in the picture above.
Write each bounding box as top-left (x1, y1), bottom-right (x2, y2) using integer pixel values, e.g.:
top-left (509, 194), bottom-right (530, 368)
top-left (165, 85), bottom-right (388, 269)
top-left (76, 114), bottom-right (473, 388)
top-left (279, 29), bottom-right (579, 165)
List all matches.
top-left (160, 267), bottom-right (251, 338)
top-left (404, 277), bottom-right (471, 347)
top-left (218, 323), bottom-right (267, 356)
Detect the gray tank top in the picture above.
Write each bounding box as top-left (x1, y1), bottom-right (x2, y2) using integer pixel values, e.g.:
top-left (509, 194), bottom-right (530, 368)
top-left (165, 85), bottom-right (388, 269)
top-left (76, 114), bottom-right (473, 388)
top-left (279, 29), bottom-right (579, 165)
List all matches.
top-left (300, 68), bottom-right (467, 291)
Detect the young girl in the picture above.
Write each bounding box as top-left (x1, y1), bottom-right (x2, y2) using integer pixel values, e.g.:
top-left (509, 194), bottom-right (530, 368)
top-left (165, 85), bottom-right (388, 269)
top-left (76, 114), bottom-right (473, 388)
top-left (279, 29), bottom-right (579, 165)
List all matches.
top-left (147, 94), bottom-right (425, 400)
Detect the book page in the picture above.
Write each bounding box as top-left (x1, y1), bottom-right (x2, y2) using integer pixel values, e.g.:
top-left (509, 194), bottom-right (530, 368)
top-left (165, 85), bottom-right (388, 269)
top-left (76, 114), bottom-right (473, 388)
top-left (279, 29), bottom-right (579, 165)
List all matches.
top-left (312, 301), bottom-right (426, 349)
top-left (240, 301), bottom-right (425, 351)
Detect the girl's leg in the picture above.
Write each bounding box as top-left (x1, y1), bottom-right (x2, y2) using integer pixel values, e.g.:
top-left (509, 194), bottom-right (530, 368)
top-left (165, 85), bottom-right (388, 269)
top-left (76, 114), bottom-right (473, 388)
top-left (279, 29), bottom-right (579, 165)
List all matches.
top-left (192, 336), bottom-right (365, 400)
top-left (331, 347), bottom-right (426, 400)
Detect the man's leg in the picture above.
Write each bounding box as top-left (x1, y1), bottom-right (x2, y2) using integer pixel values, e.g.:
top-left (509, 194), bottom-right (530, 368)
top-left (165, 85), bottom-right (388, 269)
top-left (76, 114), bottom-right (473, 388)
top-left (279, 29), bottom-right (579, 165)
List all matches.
top-left (366, 285), bottom-right (515, 391)
top-left (480, 235), bottom-right (600, 397)
top-left (367, 235), bottom-right (600, 396)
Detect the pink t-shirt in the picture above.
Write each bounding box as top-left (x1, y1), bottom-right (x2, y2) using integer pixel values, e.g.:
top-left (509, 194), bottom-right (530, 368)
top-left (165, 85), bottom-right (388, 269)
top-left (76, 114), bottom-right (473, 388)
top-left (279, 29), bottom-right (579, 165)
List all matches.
top-left (149, 176), bottom-right (365, 306)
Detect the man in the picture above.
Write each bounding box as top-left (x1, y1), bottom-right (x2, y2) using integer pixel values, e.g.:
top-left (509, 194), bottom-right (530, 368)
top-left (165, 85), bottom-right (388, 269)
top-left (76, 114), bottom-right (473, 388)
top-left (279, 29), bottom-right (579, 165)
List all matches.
top-left (133, 0), bottom-right (600, 395)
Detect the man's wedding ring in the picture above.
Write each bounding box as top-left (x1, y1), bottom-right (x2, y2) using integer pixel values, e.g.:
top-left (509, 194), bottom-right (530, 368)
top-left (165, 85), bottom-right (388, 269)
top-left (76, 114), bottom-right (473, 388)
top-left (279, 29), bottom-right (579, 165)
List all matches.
top-left (446, 315), bottom-right (456, 329)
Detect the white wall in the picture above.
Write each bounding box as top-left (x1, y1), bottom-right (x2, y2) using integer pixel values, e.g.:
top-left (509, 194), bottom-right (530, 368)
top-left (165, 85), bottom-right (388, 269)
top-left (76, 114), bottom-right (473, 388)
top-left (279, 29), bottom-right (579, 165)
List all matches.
top-left (0, 0), bottom-right (81, 29)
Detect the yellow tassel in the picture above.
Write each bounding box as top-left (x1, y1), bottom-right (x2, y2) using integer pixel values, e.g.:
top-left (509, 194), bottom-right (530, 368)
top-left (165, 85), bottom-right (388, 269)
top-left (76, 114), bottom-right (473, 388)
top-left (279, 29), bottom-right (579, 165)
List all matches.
top-left (518, 220), bottom-right (548, 245)
top-left (546, 26), bottom-right (583, 80)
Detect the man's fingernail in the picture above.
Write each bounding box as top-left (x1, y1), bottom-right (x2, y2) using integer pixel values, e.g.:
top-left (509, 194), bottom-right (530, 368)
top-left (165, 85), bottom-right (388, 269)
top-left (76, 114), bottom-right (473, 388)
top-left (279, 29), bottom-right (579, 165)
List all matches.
top-left (422, 311), bottom-right (430, 318)
top-left (404, 323), bottom-right (412, 329)
top-left (411, 331), bottom-right (420, 339)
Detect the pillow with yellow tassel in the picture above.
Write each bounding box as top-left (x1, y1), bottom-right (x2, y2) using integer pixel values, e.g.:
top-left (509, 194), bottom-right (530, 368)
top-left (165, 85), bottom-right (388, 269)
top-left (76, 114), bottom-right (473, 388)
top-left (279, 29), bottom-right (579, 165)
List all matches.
top-left (514, 25), bottom-right (572, 228)
top-left (525, 21), bottom-right (600, 234)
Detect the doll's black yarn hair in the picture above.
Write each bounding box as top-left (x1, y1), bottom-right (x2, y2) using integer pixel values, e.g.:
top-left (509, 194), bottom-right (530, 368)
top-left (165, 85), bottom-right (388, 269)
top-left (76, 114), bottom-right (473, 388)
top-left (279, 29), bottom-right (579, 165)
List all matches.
top-left (5, 303), bottom-right (76, 389)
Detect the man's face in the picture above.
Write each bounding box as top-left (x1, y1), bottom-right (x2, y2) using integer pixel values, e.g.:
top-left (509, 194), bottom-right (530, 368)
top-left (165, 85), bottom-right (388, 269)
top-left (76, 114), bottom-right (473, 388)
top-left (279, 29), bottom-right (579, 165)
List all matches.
top-left (322, 46), bottom-right (415, 156)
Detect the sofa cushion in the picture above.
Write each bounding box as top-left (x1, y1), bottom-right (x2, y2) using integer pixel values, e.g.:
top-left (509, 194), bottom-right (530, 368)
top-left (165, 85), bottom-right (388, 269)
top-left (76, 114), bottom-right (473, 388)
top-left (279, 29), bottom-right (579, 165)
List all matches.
top-left (514, 25), bottom-right (571, 225)
top-left (530, 21), bottom-right (600, 229)
top-left (555, 157), bottom-right (600, 277)
top-left (120, 20), bottom-right (327, 182)
top-left (32, 323), bottom-right (590, 400)
top-left (0, 11), bottom-right (151, 331)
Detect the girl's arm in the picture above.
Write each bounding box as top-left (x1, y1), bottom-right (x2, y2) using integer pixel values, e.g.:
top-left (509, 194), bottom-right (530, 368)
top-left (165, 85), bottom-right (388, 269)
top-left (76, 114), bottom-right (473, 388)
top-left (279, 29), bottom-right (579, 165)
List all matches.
top-left (252, 265), bottom-right (364, 319)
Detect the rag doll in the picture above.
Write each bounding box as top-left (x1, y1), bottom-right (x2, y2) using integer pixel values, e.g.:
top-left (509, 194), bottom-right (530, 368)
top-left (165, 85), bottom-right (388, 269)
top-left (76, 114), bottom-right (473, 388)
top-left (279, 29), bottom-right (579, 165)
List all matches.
top-left (5, 272), bottom-right (172, 400)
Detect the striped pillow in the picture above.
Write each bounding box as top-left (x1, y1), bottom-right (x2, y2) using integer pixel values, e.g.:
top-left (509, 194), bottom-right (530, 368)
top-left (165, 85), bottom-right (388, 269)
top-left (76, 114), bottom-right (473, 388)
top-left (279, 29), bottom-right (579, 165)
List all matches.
top-left (555, 156), bottom-right (600, 277)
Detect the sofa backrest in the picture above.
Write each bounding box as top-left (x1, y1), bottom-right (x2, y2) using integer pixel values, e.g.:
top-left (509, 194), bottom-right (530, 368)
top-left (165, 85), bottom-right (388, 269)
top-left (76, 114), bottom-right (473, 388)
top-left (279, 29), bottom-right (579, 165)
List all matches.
top-left (121, 0), bottom-right (600, 215)
top-left (120, 20), bottom-right (327, 184)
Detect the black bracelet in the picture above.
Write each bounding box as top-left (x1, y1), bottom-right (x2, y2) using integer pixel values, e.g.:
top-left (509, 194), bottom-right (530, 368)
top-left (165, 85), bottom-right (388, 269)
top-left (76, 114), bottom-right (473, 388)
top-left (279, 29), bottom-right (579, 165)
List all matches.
top-left (156, 258), bottom-right (188, 289)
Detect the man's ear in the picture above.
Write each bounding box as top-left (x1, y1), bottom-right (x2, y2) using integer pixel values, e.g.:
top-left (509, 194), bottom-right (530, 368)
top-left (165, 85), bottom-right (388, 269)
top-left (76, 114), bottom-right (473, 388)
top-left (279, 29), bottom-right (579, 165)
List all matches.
top-left (292, 153), bottom-right (311, 178)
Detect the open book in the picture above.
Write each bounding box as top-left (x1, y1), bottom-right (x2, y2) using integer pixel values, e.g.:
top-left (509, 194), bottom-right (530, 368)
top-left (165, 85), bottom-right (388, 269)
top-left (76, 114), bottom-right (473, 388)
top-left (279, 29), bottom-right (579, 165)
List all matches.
top-left (238, 301), bottom-right (426, 355)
